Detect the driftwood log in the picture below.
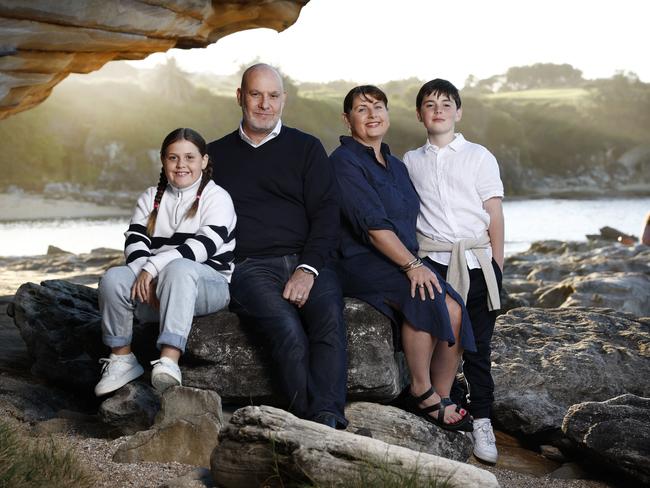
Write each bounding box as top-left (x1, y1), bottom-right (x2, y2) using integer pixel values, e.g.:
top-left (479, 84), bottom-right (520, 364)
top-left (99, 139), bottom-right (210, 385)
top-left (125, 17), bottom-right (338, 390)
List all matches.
top-left (210, 405), bottom-right (499, 488)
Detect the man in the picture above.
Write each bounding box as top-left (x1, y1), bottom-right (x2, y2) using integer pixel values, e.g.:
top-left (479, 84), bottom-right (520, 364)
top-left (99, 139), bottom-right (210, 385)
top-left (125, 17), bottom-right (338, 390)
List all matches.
top-left (208, 63), bottom-right (348, 428)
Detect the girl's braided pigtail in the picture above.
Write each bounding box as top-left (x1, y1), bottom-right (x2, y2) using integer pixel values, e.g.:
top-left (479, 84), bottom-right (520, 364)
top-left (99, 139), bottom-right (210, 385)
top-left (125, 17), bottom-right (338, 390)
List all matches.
top-left (146, 169), bottom-right (167, 236)
top-left (186, 159), bottom-right (213, 219)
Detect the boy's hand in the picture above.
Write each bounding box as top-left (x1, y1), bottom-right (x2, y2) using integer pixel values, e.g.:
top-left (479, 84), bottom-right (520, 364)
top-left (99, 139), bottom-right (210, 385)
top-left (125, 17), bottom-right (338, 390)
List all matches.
top-left (484, 197), bottom-right (505, 271)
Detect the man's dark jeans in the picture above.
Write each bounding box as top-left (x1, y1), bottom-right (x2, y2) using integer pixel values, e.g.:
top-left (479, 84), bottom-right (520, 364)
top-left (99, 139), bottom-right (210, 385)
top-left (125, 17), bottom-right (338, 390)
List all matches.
top-left (230, 254), bottom-right (348, 427)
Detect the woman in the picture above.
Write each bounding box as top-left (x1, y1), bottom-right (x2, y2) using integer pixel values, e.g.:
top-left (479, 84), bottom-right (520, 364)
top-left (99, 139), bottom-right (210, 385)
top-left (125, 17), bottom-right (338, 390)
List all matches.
top-left (331, 86), bottom-right (475, 431)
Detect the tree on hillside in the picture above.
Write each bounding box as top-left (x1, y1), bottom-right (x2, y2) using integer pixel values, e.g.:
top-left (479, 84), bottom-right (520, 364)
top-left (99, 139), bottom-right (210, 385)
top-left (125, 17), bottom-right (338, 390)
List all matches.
top-left (463, 74), bottom-right (507, 94)
top-left (149, 59), bottom-right (194, 104)
top-left (503, 63), bottom-right (584, 90)
top-left (465, 63), bottom-right (584, 93)
top-left (587, 72), bottom-right (650, 142)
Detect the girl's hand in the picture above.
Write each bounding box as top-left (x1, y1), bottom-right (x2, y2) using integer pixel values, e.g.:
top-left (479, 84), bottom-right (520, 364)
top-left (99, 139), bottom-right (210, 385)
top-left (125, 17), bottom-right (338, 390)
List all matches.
top-left (131, 270), bottom-right (154, 304)
top-left (406, 265), bottom-right (443, 300)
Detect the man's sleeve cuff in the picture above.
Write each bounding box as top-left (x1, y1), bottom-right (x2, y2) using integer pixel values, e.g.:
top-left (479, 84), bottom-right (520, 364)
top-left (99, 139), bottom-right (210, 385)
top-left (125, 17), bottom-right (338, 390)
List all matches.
top-left (296, 264), bottom-right (319, 277)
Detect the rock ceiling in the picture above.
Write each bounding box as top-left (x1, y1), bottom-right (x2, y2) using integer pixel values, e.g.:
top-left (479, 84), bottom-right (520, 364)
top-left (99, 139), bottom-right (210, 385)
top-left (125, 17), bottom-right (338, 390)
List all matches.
top-left (0, 0), bottom-right (308, 119)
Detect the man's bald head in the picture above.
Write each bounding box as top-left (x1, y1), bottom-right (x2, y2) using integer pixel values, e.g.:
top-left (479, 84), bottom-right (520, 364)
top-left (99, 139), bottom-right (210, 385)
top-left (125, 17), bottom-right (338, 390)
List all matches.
top-left (240, 63), bottom-right (284, 92)
top-left (237, 63), bottom-right (287, 145)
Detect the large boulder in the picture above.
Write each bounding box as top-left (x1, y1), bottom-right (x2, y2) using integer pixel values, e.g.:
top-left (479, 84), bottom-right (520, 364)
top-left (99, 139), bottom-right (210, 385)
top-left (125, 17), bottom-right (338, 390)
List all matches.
top-left (562, 394), bottom-right (650, 486)
top-left (113, 386), bottom-right (224, 466)
top-left (9, 280), bottom-right (157, 390)
top-left (210, 405), bottom-right (499, 488)
top-left (492, 307), bottom-right (650, 436)
top-left (344, 402), bottom-right (473, 462)
top-left (10, 280), bottom-right (404, 404)
top-left (535, 271), bottom-right (650, 316)
top-left (99, 381), bottom-right (160, 436)
top-left (502, 240), bottom-right (650, 312)
top-left (183, 298), bottom-right (401, 403)
top-left (555, 272), bottom-right (650, 316)
top-left (0, 373), bottom-right (82, 422)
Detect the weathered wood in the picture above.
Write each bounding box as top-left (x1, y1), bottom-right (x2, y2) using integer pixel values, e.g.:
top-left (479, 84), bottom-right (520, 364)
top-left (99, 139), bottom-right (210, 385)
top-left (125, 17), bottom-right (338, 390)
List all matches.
top-left (211, 405), bottom-right (500, 488)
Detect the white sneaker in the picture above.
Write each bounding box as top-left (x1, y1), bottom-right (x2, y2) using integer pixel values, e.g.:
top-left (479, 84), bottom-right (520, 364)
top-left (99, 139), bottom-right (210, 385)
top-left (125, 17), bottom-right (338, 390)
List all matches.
top-left (472, 418), bottom-right (498, 464)
top-left (150, 357), bottom-right (182, 393)
top-left (95, 353), bottom-right (144, 396)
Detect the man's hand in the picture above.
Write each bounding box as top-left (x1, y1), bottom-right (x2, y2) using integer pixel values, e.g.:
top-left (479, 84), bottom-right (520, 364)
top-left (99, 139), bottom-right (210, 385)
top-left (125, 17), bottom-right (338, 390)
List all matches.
top-left (282, 269), bottom-right (315, 308)
top-left (131, 270), bottom-right (158, 308)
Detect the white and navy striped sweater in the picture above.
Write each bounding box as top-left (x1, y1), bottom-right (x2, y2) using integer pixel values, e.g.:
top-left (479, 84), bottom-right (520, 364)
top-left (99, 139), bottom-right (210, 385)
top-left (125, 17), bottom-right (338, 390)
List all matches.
top-left (124, 179), bottom-right (236, 282)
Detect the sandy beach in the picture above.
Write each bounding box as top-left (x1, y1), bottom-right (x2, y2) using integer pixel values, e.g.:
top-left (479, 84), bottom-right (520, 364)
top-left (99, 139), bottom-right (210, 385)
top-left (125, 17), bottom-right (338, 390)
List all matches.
top-left (0, 193), bottom-right (130, 222)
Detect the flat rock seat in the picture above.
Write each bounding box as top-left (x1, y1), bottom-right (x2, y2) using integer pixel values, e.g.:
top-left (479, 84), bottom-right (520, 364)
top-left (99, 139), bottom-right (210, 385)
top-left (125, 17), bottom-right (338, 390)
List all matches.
top-left (10, 280), bottom-right (405, 404)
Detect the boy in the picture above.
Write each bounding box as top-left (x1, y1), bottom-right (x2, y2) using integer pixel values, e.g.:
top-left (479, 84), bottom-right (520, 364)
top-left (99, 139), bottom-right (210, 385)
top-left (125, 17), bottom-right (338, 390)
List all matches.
top-left (403, 79), bottom-right (504, 464)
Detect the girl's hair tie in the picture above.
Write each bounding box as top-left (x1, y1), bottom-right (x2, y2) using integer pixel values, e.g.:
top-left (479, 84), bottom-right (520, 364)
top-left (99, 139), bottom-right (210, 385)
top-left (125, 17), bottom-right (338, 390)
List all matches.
top-left (154, 202), bottom-right (160, 210)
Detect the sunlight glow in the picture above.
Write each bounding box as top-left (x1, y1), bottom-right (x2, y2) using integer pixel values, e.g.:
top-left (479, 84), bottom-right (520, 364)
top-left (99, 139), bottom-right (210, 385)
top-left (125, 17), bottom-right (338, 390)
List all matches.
top-left (128, 0), bottom-right (650, 85)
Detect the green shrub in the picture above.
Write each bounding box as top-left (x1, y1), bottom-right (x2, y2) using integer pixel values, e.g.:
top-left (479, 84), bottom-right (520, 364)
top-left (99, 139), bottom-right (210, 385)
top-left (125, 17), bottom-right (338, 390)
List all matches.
top-left (265, 438), bottom-right (456, 488)
top-left (0, 419), bottom-right (94, 488)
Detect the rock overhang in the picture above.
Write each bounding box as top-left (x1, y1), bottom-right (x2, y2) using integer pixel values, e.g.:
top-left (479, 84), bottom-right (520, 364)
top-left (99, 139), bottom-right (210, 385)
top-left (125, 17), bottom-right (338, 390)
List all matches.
top-left (0, 0), bottom-right (309, 119)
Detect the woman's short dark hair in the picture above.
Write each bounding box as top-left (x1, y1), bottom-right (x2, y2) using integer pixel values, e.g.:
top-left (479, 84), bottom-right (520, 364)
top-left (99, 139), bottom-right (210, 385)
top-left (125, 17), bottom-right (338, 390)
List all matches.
top-left (343, 85), bottom-right (389, 114)
top-left (160, 127), bottom-right (207, 158)
top-left (416, 79), bottom-right (461, 110)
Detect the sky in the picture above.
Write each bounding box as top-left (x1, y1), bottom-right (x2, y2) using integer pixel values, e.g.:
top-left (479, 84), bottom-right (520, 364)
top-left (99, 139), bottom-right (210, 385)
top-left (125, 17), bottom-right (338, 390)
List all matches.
top-left (134, 0), bottom-right (649, 86)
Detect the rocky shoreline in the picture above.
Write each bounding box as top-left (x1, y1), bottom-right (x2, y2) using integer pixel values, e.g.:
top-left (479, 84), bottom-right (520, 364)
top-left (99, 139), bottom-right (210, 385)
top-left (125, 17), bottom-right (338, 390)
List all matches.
top-left (1, 238), bottom-right (648, 487)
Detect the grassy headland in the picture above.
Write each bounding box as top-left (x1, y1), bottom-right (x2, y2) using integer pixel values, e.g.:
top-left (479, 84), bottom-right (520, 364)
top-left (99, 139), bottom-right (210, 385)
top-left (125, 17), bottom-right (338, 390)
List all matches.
top-left (0, 62), bottom-right (648, 197)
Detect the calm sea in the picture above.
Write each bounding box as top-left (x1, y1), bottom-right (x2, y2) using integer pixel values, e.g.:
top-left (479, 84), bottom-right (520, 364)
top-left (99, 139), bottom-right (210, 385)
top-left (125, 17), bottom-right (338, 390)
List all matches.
top-left (1, 197), bottom-right (648, 257)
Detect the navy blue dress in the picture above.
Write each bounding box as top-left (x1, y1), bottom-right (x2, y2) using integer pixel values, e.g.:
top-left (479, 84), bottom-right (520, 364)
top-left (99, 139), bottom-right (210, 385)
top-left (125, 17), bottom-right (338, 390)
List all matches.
top-left (331, 136), bottom-right (475, 352)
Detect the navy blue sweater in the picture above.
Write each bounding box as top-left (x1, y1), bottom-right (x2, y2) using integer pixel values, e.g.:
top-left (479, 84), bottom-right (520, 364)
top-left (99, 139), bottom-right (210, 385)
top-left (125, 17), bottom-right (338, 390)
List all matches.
top-left (209, 126), bottom-right (339, 271)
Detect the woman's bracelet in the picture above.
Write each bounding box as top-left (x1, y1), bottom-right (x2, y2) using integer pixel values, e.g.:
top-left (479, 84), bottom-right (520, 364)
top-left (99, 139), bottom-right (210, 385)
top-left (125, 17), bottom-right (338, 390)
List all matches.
top-left (400, 257), bottom-right (423, 273)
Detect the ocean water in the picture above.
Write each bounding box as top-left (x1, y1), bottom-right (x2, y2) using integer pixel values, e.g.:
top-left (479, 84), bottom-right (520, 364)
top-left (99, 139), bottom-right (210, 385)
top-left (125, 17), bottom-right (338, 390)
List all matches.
top-left (1, 197), bottom-right (648, 257)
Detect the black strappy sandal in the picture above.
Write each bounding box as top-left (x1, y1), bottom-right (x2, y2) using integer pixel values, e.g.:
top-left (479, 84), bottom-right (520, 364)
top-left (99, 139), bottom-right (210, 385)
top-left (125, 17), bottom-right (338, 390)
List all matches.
top-left (403, 386), bottom-right (474, 432)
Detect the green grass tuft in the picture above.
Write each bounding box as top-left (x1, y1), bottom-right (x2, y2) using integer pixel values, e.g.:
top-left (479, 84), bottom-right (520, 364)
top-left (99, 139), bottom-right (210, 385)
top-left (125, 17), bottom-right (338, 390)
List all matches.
top-left (0, 419), bottom-right (95, 488)
top-left (266, 437), bottom-right (456, 488)
top-left (346, 460), bottom-right (455, 488)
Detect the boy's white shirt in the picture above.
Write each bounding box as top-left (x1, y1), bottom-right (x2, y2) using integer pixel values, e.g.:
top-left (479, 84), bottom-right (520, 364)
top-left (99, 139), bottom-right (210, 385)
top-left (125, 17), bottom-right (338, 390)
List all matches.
top-left (403, 133), bottom-right (503, 269)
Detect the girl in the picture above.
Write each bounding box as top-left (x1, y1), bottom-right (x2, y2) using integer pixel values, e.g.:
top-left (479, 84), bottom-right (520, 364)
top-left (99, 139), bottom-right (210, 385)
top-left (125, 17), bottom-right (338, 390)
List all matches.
top-left (95, 128), bottom-right (236, 395)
